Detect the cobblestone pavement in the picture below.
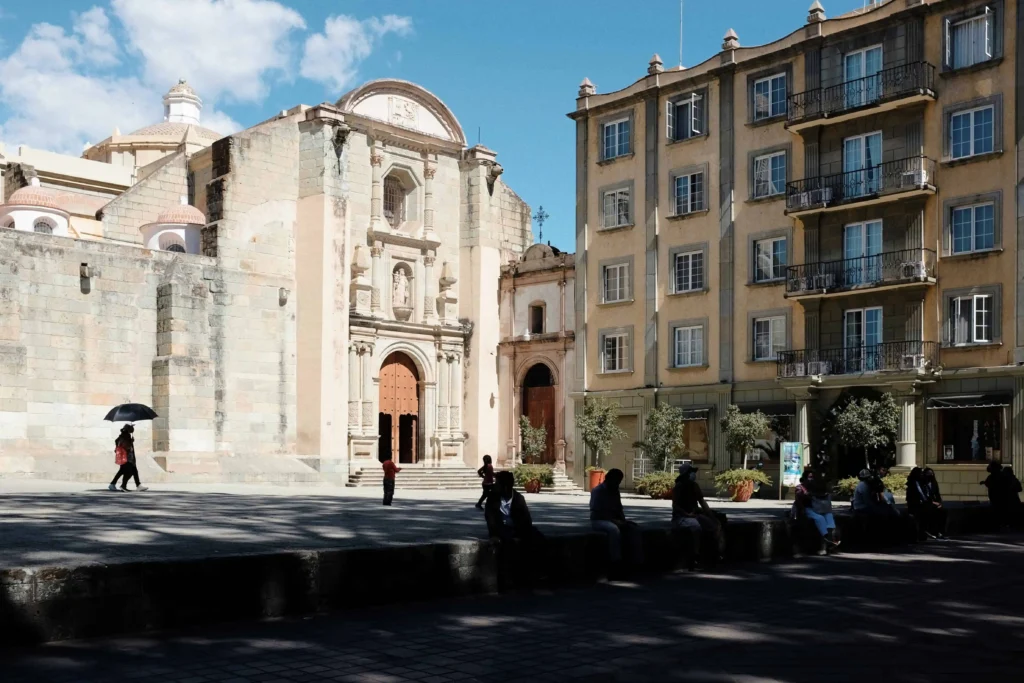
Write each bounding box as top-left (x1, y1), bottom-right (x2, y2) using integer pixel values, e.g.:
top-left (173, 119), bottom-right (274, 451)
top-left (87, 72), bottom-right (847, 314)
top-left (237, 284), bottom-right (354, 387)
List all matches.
top-left (3, 534), bottom-right (1022, 683)
top-left (0, 481), bottom-right (799, 569)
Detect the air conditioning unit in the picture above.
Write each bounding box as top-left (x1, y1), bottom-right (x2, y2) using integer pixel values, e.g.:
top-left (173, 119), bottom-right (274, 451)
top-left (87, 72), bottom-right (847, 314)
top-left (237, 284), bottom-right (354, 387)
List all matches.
top-left (814, 272), bottom-right (836, 289)
top-left (790, 276), bottom-right (809, 293)
top-left (782, 362), bottom-right (806, 378)
top-left (900, 354), bottom-right (925, 370)
top-left (795, 191), bottom-right (812, 209)
top-left (807, 361), bottom-right (832, 376)
top-left (901, 261), bottom-right (926, 279)
top-left (810, 187), bottom-right (833, 205)
top-left (901, 168), bottom-right (929, 188)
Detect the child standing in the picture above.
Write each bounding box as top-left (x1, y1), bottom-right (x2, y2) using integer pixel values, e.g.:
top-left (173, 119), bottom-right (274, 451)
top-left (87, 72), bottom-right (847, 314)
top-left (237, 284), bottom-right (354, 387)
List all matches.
top-left (476, 455), bottom-right (495, 509)
top-left (382, 456), bottom-right (401, 506)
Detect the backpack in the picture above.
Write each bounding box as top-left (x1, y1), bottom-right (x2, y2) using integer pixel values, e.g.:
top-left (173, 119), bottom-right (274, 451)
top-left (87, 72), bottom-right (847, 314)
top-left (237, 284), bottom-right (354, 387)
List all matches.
top-left (115, 444), bottom-right (128, 466)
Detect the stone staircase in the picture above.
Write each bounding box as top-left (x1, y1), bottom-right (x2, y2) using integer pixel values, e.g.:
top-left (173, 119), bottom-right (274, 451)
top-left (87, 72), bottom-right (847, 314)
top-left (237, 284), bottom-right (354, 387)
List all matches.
top-left (346, 466), bottom-right (584, 492)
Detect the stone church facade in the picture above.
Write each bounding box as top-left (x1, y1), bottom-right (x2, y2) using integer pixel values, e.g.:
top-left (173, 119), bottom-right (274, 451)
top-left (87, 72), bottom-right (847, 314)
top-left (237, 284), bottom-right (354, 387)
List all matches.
top-left (0, 79), bottom-right (531, 483)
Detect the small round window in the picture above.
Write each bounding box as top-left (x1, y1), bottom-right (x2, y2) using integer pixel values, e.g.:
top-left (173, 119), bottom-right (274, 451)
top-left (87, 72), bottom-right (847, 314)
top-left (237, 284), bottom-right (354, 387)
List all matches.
top-left (33, 219), bottom-right (54, 235)
top-left (158, 233), bottom-right (187, 253)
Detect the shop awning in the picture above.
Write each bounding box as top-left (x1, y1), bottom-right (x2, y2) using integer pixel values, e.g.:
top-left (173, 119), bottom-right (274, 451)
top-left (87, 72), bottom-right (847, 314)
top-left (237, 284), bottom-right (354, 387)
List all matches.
top-left (925, 394), bottom-right (1012, 410)
top-left (739, 403), bottom-right (795, 417)
top-left (679, 408), bottom-right (710, 421)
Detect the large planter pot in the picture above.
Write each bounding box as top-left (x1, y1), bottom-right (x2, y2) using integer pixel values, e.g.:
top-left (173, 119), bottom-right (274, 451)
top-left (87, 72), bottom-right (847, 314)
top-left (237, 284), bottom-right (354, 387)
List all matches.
top-left (587, 470), bottom-right (606, 491)
top-left (659, 488), bottom-right (675, 500)
top-left (728, 480), bottom-right (755, 503)
top-left (524, 479), bottom-right (542, 494)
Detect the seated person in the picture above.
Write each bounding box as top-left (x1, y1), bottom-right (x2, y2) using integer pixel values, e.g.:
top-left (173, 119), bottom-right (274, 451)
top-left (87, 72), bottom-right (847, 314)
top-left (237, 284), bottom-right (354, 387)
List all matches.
top-left (485, 471), bottom-right (544, 544)
top-left (853, 469), bottom-right (899, 518)
top-left (590, 468), bottom-right (644, 570)
top-left (672, 464), bottom-right (725, 568)
top-left (907, 467), bottom-right (947, 540)
top-left (791, 467), bottom-right (839, 551)
top-left (983, 461), bottom-right (1023, 529)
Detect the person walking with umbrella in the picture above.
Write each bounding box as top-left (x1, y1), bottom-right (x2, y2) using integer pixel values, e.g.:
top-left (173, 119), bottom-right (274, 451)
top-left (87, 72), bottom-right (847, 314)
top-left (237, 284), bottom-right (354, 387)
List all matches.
top-left (105, 403), bottom-right (157, 492)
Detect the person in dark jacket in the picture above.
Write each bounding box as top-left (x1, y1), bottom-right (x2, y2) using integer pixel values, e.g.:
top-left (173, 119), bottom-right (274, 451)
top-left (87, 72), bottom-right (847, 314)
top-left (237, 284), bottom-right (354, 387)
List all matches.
top-left (983, 461), bottom-right (1023, 528)
top-left (108, 425), bottom-right (147, 492)
top-left (791, 467), bottom-right (839, 551)
top-left (907, 467), bottom-right (947, 540)
top-left (672, 464), bottom-right (724, 568)
top-left (484, 471), bottom-right (542, 541)
top-left (590, 468), bottom-right (643, 569)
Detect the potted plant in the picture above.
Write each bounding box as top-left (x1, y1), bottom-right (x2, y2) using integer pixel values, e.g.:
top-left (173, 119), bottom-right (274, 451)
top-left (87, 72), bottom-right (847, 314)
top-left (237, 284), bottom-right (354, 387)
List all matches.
top-left (634, 471), bottom-right (677, 500)
top-left (518, 415), bottom-right (547, 466)
top-left (633, 404), bottom-right (686, 474)
top-left (512, 464), bottom-right (554, 493)
top-left (714, 468), bottom-right (773, 502)
top-left (578, 397), bottom-right (626, 491)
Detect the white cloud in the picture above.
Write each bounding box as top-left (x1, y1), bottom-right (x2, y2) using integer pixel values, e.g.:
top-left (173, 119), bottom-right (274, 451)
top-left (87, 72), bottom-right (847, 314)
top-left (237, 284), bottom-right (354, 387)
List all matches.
top-left (111, 0), bottom-right (306, 103)
top-left (200, 108), bottom-right (243, 136)
top-left (301, 14), bottom-right (413, 93)
top-left (74, 6), bottom-right (120, 67)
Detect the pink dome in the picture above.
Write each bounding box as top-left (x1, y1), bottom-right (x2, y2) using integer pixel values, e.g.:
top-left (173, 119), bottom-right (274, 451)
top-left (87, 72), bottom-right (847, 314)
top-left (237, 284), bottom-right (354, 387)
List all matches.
top-left (6, 185), bottom-right (64, 210)
top-left (156, 203), bottom-right (205, 225)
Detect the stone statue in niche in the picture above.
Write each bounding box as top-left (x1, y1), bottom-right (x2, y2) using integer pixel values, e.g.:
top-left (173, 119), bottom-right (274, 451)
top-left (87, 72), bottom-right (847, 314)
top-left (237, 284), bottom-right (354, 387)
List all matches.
top-left (392, 269), bottom-right (410, 307)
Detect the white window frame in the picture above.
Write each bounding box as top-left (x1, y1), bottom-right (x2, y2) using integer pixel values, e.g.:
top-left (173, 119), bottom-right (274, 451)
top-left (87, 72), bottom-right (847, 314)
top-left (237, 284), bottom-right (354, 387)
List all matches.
top-left (753, 151), bottom-right (786, 198)
top-left (673, 326), bottom-right (704, 368)
top-left (753, 316), bottom-right (786, 361)
top-left (602, 262), bottom-right (629, 303)
top-left (949, 294), bottom-right (994, 345)
top-left (951, 201), bottom-right (996, 254)
top-left (673, 250), bottom-right (704, 293)
top-left (753, 72), bottom-right (787, 121)
top-left (754, 237), bottom-right (787, 283)
top-left (602, 117), bottom-right (630, 160)
top-left (602, 188), bottom-right (631, 228)
top-left (674, 171), bottom-right (704, 216)
top-left (947, 8), bottom-right (994, 70)
top-left (602, 332), bottom-right (629, 373)
top-left (666, 93), bottom-right (704, 141)
top-left (950, 105), bottom-right (995, 160)
top-left (843, 44), bottom-right (884, 108)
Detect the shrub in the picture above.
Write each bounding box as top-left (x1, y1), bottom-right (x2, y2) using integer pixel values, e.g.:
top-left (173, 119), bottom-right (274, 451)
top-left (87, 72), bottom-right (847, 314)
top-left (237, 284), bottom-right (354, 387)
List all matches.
top-left (634, 472), bottom-right (677, 499)
top-left (512, 464), bottom-right (554, 488)
top-left (578, 397), bottom-right (627, 469)
top-left (585, 466), bottom-right (606, 473)
top-left (633, 405), bottom-right (687, 472)
top-left (518, 415), bottom-right (548, 464)
top-left (713, 468), bottom-right (773, 494)
top-left (883, 472), bottom-right (908, 495)
top-left (720, 405), bottom-right (771, 468)
top-left (834, 477), bottom-right (859, 499)
top-left (833, 473), bottom-right (907, 500)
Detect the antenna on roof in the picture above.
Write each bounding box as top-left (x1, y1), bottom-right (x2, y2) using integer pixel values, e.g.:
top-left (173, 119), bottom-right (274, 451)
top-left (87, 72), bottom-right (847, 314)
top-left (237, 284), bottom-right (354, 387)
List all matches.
top-left (679, 0), bottom-right (684, 68)
top-left (478, 126), bottom-right (481, 145)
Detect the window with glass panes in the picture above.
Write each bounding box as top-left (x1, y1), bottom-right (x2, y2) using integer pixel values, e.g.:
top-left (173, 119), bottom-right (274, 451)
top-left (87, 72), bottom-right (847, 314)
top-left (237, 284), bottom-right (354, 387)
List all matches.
top-left (602, 118), bottom-right (630, 160)
top-left (667, 93), bottom-right (704, 141)
top-left (951, 203), bottom-right (995, 254)
top-left (753, 152), bottom-right (786, 198)
top-left (753, 316), bottom-right (786, 361)
top-left (673, 251), bottom-right (704, 293)
top-left (673, 326), bottom-right (703, 367)
top-left (602, 188), bottom-right (630, 228)
top-left (948, 10), bottom-right (994, 70)
top-left (951, 106), bottom-right (994, 159)
top-left (383, 176), bottom-right (404, 228)
top-left (603, 263), bottom-right (628, 303)
top-left (674, 172), bottom-right (704, 215)
top-left (754, 238), bottom-right (787, 282)
top-left (602, 333), bottom-right (629, 372)
top-left (948, 294), bottom-right (993, 344)
top-left (753, 73), bottom-right (787, 121)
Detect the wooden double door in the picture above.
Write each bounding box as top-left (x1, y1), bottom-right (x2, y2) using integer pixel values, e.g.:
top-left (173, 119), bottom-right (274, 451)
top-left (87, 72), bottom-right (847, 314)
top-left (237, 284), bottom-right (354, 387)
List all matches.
top-left (523, 385), bottom-right (556, 465)
top-left (378, 352), bottom-right (419, 463)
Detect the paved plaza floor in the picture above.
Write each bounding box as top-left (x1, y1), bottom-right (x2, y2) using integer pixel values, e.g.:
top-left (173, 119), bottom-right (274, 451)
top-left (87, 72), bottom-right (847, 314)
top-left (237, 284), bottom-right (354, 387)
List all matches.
top-left (0, 480), bottom-right (800, 569)
top-left (3, 533), bottom-right (1022, 682)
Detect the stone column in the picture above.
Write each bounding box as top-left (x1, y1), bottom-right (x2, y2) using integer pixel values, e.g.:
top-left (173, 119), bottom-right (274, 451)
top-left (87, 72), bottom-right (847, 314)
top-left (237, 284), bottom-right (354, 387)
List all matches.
top-left (369, 143), bottom-right (385, 234)
top-left (370, 244), bottom-right (384, 316)
top-left (897, 393), bottom-right (917, 468)
top-left (1013, 375), bottom-right (1024, 476)
top-left (422, 159), bottom-right (437, 242)
top-left (361, 342), bottom-right (375, 436)
top-left (422, 254), bottom-right (437, 324)
top-left (436, 351), bottom-right (449, 436)
top-left (795, 398), bottom-right (811, 466)
top-left (449, 352), bottom-right (462, 434)
top-left (348, 343), bottom-right (361, 434)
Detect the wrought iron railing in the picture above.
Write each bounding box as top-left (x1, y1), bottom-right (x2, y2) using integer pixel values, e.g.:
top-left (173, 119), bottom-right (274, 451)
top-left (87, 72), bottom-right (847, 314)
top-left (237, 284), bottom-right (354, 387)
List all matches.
top-left (786, 156), bottom-right (935, 212)
top-left (777, 340), bottom-right (939, 378)
top-left (788, 62), bottom-right (936, 123)
top-left (785, 248), bottom-right (936, 296)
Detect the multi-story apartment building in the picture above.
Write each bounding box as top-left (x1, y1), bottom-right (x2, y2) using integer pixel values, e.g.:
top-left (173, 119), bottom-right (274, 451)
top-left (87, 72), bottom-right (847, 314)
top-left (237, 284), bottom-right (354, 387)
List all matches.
top-left (570, 0), bottom-right (1023, 499)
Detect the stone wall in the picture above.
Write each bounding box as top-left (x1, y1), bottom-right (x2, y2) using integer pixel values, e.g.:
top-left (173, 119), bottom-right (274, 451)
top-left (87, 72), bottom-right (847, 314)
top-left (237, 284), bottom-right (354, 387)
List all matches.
top-left (99, 152), bottom-right (188, 245)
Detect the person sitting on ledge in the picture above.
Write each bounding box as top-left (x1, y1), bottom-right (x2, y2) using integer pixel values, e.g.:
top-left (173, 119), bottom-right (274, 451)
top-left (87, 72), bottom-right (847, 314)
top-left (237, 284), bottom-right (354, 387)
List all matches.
top-left (485, 471), bottom-right (543, 545)
top-left (792, 467), bottom-right (839, 553)
top-left (853, 469), bottom-right (899, 518)
top-left (590, 468), bottom-right (644, 573)
top-left (983, 461), bottom-right (1023, 530)
top-left (672, 463), bottom-right (725, 569)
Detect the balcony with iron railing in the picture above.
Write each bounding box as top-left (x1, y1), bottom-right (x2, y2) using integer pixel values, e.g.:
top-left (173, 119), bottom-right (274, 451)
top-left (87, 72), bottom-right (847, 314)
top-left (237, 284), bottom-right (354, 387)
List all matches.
top-left (784, 248), bottom-right (936, 299)
top-left (786, 155), bottom-right (936, 216)
top-left (777, 340), bottom-right (939, 379)
top-left (787, 62), bottom-right (936, 132)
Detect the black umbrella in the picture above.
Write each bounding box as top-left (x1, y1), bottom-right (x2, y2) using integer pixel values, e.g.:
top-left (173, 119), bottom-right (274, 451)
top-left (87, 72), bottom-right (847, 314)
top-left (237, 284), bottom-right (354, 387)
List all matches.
top-left (104, 403), bottom-right (158, 422)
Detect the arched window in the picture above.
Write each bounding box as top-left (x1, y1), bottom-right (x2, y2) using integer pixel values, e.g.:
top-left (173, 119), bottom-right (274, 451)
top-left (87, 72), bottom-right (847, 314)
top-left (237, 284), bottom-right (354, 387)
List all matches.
top-left (159, 232), bottom-right (187, 253)
top-left (383, 175), bottom-right (405, 228)
top-left (33, 219), bottom-right (54, 235)
top-left (1, 217), bottom-right (14, 230)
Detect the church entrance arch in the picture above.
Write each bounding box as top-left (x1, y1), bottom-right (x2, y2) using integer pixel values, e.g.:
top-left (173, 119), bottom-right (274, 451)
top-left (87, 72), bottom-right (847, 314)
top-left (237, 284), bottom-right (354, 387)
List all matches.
top-left (521, 363), bottom-right (556, 464)
top-left (379, 352), bottom-right (420, 464)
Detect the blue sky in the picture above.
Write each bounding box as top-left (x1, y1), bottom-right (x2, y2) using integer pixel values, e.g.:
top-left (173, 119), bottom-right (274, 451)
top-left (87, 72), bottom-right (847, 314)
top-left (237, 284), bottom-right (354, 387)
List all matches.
top-left (0, 0), bottom-right (870, 251)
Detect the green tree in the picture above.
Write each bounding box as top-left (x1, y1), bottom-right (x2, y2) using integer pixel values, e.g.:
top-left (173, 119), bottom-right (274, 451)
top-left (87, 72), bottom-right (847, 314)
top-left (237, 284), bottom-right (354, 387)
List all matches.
top-left (633, 404), bottom-right (687, 472)
top-left (833, 392), bottom-right (901, 469)
top-left (720, 405), bottom-right (771, 469)
top-left (577, 397), bottom-right (626, 469)
top-left (518, 415), bottom-right (548, 465)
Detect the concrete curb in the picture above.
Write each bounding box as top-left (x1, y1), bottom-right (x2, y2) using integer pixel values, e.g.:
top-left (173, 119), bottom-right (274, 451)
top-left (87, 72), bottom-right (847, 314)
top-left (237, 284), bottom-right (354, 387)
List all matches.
top-left (0, 503), bottom-right (999, 645)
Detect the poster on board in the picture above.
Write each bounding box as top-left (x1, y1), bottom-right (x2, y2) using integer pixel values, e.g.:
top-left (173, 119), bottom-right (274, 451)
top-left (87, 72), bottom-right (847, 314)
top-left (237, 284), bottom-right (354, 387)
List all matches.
top-left (780, 442), bottom-right (803, 495)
